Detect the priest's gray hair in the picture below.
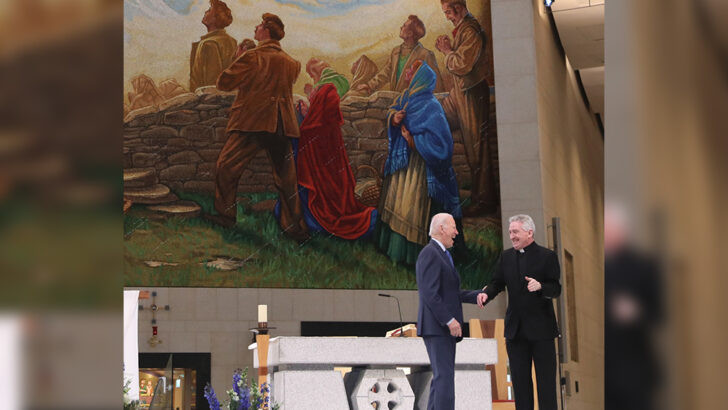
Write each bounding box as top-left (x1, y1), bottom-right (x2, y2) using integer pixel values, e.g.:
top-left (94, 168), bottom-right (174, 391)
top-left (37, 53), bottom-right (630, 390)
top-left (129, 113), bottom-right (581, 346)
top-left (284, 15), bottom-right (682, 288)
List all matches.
top-left (429, 213), bottom-right (452, 236)
top-left (509, 214), bottom-right (535, 233)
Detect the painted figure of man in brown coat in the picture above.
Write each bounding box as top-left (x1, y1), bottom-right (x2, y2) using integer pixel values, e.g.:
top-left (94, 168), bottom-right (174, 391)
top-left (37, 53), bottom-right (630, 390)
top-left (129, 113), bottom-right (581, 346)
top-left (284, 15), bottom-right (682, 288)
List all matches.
top-left (437, 0), bottom-right (497, 215)
top-left (356, 15), bottom-right (444, 94)
top-left (209, 13), bottom-right (309, 242)
top-left (189, 0), bottom-right (238, 92)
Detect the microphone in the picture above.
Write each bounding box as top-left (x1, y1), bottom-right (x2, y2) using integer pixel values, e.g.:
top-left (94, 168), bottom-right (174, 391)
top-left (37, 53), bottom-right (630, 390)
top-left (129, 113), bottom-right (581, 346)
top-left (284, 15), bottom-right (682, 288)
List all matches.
top-left (378, 293), bottom-right (405, 337)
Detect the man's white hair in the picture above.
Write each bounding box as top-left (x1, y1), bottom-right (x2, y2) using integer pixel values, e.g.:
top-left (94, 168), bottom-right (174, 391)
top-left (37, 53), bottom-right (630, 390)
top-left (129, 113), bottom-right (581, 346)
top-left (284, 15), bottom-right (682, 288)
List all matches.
top-left (509, 214), bottom-right (535, 233)
top-left (429, 213), bottom-right (452, 236)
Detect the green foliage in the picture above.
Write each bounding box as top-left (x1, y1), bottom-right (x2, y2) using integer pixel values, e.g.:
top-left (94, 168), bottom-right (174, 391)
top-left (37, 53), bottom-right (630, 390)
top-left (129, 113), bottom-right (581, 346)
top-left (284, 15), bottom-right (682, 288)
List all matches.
top-left (123, 378), bottom-right (140, 410)
top-left (249, 376), bottom-right (261, 408)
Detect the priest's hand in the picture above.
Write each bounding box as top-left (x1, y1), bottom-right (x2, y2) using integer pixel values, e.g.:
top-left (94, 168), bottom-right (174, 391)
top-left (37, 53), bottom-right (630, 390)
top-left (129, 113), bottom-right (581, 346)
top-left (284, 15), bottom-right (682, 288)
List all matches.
top-left (436, 35), bottom-right (453, 54)
top-left (477, 292), bottom-right (488, 308)
top-left (356, 84), bottom-right (371, 93)
top-left (525, 276), bottom-right (542, 292)
top-left (401, 125), bottom-right (415, 149)
top-left (448, 319), bottom-right (462, 337)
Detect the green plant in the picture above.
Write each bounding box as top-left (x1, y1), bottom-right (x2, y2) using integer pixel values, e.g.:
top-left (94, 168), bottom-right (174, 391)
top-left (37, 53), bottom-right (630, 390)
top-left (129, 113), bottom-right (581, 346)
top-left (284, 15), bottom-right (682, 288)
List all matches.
top-left (123, 378), bottom-right (140, 410)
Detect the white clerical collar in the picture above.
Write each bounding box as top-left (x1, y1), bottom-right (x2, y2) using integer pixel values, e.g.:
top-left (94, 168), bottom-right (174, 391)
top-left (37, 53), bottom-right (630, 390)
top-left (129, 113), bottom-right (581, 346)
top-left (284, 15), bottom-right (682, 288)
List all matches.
top-left (518, 241), bottom-right (536, 253)
top-left (431, 238), bottom-right (447, 252)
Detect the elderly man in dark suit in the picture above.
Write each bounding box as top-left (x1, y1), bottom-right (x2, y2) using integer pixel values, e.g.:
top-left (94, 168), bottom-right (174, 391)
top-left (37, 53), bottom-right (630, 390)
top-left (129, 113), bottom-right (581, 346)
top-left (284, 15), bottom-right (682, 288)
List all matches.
top-left (416, 213), bottom-right (487, 410)
top-left (481, 214), bottom-right (562, 410)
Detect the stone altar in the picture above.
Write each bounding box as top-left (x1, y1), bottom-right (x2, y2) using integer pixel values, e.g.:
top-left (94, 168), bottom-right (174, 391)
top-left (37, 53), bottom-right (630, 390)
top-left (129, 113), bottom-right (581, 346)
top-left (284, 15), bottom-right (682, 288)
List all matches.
top-left (250, 336), bottom-right (497, 410)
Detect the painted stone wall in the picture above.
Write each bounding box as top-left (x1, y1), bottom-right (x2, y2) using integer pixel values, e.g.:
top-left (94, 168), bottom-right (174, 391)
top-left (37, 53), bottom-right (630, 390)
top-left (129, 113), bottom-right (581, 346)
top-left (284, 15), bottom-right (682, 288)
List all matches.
top-left (123, 89), bottom-right (498, 196)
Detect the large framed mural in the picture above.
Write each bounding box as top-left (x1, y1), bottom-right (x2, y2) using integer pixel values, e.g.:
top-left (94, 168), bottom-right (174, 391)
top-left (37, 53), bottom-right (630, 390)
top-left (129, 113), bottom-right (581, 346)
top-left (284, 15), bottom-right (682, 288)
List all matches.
top-left (123, 0), bottom-right (502, 289)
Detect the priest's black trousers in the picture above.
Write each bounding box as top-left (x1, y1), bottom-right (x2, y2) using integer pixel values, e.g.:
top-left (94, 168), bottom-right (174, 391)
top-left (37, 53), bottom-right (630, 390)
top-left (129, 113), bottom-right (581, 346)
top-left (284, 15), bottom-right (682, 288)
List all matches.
top-left (506, 337), bottom-right (558, 410)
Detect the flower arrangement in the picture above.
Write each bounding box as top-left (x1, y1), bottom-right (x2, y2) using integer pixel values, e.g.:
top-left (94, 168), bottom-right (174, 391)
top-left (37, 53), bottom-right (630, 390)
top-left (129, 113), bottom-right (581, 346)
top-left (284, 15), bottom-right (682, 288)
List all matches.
top-left (123, 378), bottom-right (140, 410)
top-left (204, 368), bottom-right (280, 410)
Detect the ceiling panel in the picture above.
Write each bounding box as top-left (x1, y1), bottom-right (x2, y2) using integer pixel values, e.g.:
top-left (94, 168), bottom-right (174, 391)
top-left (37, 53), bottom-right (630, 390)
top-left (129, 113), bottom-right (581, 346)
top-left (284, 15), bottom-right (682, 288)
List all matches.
top-left (550, 0), bottom-right (591, 12)
top-left (551, 0), bottom-right (605, 12)
top-left (550, 1), bottom-right (604, 124)
top-left (552, 4), bottom-right (604, 69)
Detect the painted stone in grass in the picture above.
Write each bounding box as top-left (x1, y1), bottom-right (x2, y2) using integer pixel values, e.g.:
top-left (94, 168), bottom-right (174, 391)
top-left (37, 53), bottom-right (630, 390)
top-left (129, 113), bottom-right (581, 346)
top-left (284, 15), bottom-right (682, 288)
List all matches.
top-left (204, 257), bottom-right (246, 271)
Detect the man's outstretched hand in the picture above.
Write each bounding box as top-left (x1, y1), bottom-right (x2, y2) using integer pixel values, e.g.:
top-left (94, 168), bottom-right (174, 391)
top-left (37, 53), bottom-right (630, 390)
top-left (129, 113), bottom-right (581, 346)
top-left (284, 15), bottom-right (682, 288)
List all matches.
top-left (477, 292), bottom-right (488, 308)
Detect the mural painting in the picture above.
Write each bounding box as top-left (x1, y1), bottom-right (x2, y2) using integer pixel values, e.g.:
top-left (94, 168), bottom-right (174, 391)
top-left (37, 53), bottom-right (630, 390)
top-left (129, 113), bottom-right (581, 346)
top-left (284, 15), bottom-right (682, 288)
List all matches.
top-left (123, 0), bottom-right (502, 289)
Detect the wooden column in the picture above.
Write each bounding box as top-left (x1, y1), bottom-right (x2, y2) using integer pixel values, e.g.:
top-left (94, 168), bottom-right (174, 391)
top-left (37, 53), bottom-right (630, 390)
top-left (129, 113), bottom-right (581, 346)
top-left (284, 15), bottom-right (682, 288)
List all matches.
top-left (256, 333), bottom-right (270, 399)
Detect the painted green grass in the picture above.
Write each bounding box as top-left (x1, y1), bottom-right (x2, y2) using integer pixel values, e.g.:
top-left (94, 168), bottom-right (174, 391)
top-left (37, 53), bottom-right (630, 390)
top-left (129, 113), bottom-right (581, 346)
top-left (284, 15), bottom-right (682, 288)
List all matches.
top-left (124, 192), bottom-right (501, 289)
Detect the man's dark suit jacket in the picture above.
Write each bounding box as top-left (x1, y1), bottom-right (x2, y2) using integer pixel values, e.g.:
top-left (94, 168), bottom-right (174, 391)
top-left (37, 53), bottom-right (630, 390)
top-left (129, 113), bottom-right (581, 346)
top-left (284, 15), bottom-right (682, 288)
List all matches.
top-left (416, 240), bottom-right (482, 342)
top-left (484, 241), bottom-right (562, 340)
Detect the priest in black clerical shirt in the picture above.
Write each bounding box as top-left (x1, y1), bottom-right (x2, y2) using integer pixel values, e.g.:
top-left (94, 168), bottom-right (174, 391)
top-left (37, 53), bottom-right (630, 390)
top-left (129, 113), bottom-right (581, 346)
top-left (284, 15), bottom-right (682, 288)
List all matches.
top-left (477, 214), bottom-right (562, 410)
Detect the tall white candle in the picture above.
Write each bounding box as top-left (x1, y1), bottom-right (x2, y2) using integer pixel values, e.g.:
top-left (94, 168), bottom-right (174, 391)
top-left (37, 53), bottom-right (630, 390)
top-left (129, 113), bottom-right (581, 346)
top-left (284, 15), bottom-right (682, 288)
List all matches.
top-left (258, 304), bottom-right (267, 323)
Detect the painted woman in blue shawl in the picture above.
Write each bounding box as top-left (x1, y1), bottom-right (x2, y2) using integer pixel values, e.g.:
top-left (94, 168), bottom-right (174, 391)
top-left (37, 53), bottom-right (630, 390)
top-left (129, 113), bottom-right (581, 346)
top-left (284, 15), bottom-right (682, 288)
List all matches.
top-left (374, 60), bottom-right (464, 265)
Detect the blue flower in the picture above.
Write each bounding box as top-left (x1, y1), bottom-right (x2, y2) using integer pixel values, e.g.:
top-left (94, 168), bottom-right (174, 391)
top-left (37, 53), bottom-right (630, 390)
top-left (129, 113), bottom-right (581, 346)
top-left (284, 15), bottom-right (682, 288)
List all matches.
top-left (204, 383), bottom-right (221, 410)
top-left (240, 390), bottom-right (251, 410)
top-left (255, 383), bottom-right (272, 409)
top-left (232, 369), bottom-right (251, 410)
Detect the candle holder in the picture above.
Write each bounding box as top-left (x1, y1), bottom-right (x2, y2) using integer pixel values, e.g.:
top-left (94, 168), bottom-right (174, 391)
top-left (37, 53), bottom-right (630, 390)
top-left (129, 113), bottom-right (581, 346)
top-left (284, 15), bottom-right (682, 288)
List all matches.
top-left (249, 322), bottom-right (275, 336)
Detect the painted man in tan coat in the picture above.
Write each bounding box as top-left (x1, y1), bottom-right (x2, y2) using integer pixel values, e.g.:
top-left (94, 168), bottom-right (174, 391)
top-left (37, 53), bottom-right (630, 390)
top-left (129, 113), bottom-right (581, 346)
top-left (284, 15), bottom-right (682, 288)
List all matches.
top-left (437, 0), bottom-right (497, 215)
top-left (209, 13), bottom-right (309, 242)
top-left (189, 0), bottom-right (237, 92)
top-left (356, 15), bottom-right (444, 94)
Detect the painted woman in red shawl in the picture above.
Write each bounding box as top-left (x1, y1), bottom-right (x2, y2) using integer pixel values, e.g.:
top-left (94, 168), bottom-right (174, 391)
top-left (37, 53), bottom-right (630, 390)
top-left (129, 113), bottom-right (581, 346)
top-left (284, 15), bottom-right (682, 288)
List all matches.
top-left (293, 58), bottom-right (376, 239)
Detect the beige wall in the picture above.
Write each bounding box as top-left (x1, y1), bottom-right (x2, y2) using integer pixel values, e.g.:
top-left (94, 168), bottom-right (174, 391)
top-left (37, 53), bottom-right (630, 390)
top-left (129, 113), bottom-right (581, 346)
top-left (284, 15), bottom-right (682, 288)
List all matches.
top-left (491, 0), bottom-right (547, 244)
top-left (491, 0), bottom-right (603, 408)
top-left (128, 287), bottom-right (503, 392)
top-left (532, 1), bottom-right (604, 409)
